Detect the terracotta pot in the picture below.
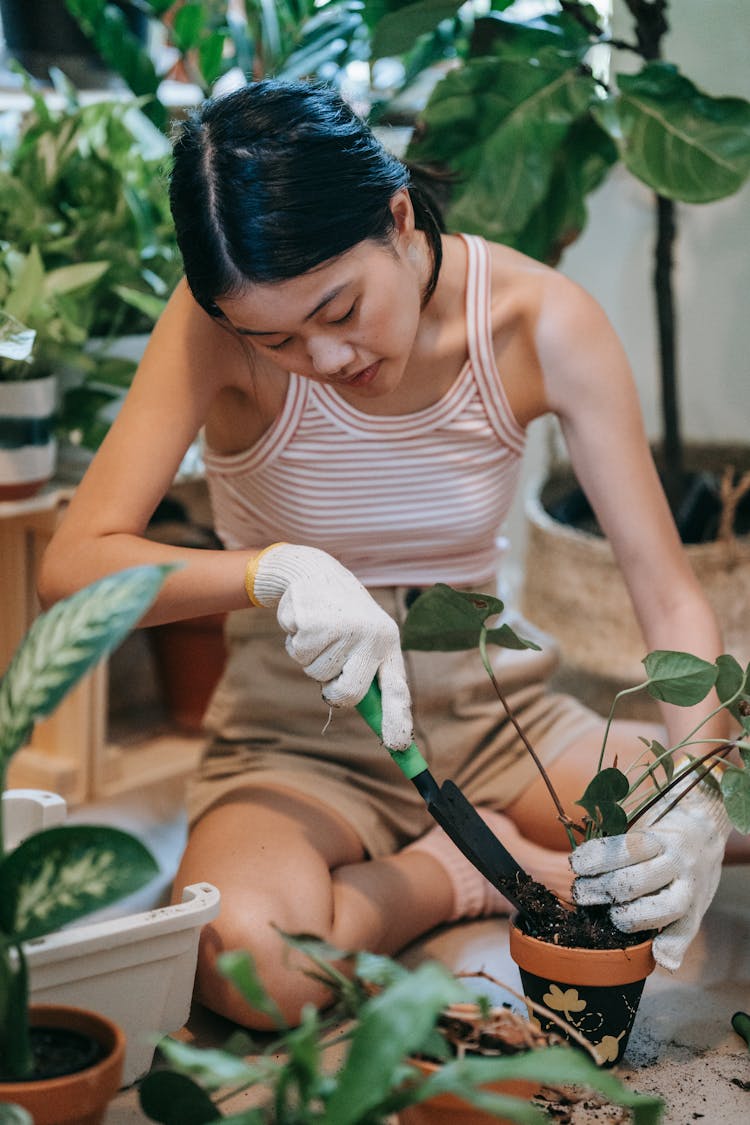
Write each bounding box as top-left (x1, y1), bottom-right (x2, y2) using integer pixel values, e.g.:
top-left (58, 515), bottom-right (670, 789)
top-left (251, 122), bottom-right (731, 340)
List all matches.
top-left (148, 613), bottom-right (227, 731)
top-left (509, 922), bottom-right (655, 1067)
top-left (398, 1052), bottom-right (541, 1124)
top-left (397, 1001), bottom-right (545, 1124)
top-left (0, 1004), bottom-right (126, 1125)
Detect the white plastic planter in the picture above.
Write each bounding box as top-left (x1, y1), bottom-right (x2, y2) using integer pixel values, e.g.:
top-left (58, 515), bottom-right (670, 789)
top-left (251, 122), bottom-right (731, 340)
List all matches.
top-left (3, 789), bottom-right (221, 1087)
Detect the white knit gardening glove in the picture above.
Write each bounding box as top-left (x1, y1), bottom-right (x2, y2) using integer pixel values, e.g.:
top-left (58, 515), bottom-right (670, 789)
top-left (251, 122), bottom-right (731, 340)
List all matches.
top-left (570, 769), bottom-right (732, 971)
top-left (246, 543), bottom-right (413, 750)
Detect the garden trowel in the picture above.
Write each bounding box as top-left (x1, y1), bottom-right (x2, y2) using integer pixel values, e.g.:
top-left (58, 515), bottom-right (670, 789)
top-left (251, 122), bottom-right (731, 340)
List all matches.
top-left (356, 680), bottom-right (533, 920)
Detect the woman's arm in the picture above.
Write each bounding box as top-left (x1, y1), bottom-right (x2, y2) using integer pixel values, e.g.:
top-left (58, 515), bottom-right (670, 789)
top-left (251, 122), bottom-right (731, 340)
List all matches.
top-left (531, 272), bottom-right (727, 748)
top-left (39, 280), bottom-right (258, 626)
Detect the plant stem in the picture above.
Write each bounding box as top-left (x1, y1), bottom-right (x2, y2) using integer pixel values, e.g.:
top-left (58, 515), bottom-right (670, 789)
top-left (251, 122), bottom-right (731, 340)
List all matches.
top-left (0, 941), bottom-right (33, 1079)
top-left (595, 683), bottom-right (648, 773)
top-left (478, 633), bottom-right (579, 847)
top-left (627, 742), bottom-right (735, 829)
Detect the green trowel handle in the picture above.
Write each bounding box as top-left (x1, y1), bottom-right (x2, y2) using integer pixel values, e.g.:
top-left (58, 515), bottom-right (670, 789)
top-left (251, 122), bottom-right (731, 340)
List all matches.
top-left (356, 681), bottom-right (428, 780)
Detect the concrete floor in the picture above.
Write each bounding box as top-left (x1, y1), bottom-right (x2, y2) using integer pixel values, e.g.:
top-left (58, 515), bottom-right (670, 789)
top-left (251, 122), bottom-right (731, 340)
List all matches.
top-left (89, 780), bottom-right (750, 1125)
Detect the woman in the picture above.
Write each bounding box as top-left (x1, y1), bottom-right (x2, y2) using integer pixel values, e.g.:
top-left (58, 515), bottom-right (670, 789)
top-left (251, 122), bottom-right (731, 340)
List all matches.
top-left (40, 80), bottom-right (737, 1029)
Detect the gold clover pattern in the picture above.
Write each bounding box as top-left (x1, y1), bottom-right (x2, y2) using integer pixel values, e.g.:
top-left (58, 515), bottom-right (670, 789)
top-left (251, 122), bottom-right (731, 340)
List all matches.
top-left (542, 984), bottom-right (587, 1019)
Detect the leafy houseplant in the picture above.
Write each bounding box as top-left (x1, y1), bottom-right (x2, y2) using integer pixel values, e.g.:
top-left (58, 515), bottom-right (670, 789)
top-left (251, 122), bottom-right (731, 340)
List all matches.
top-left (65, 0), bottom-right (372, 132)
top-left (138, 933), bottom-right (665, 1124)
top-left (0, 253), bottom-right (103, 498)
top-left (384, 0), bottom-right (750, 527)
top-left (0, 564), bottom-right (171, 1101)
top-left (399, 583), bottom-right (750, 1061)
top-left (0, 66), bottom-right (182, 455)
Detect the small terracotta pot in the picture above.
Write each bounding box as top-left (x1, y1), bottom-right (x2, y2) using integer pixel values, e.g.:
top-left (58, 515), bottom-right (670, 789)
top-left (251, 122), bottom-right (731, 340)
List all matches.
top-left (397, 1002), bottom-right (545, 1124)
top-left (397, 1052), bottom-right (541, 1125)
top-left (148, 613), bottom-right (227, 731)
top-left (509, 922), bottom-right (655, 1067)
top-left (0, 1004), bottom-right (126, 1125)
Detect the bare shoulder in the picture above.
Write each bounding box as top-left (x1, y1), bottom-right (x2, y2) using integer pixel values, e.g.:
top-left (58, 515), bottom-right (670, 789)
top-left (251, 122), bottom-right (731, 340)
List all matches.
top-left (151, 278), bottom-right (257, 395)
top-left (483, 240), bottom-right (628, 420)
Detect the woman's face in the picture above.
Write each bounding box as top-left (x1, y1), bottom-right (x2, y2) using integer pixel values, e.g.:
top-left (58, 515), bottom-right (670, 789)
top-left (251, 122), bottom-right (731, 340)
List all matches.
top-left (215, 204), bottom-right (425, 399)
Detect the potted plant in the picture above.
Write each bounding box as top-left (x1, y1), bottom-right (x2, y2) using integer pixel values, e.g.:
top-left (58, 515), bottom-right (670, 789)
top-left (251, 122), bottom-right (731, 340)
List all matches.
top-left (138, 932), bottom-right (665, 1124)
top-left (399, 583), bottom-right (750, 1065)
top-left (364, 0), bottom-right (750, 685)
top-left (0, 66), bottom-right (182, 467)
top-left (0, 251), bottom-right (107, 498)
top-left (0, 563), bottom-right (214, 1122)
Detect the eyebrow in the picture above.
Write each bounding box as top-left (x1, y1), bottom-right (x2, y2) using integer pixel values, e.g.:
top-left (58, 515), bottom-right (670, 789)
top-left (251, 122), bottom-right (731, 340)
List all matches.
top-left (235, 283), bottom-right (348, 337)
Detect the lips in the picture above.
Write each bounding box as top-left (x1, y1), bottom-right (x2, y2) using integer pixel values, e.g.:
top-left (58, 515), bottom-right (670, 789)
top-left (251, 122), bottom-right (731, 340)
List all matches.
top-left (340, 361), bottom-right (380, 387)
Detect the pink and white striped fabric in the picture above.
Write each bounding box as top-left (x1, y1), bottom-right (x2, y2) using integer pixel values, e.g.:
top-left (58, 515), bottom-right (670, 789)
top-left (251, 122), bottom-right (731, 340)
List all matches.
top-left (204, 234), bottom-right (526, 587)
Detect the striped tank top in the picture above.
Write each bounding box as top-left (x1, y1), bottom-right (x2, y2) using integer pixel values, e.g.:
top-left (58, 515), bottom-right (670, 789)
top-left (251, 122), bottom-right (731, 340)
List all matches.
top-left (204, 234), bottom-right (526, 587)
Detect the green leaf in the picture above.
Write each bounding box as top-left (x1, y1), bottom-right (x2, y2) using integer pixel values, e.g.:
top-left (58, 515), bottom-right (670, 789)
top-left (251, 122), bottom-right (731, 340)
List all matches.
top-left (575, 768), bottom-right (629, 836)
top-left (715, 654), bottom-right (750, 729)
top-left (320, 961), bottom-right (467, 1124)
top-left (42, 261), bottom-right (110, 298)
top-left (112, 284), bottom-right (169, 323)
top-left (407, 16), bottom-right (596, 247)
top-left (216, 950), bottom-right (286, 1027)
top-left (138, 1069), bottom-right (223, 1125)
top-left (155, 1036), bottom-right (271, 1091)
top-left (408, 1045), bottom-right (663, 1123)
top-left (721, 766), bottom-right (750, 834)
top-left (371, 0), bottom-right (464, 59)
top-left (0, 1105), bottom-right (34, 1125)
top-left (173, 4), bottom-right (206, 53)
top-left (642, 650), bottom-right (718, 706)
top-left (0, 566), bottom-right (172, 764)
top-left (401, 584), bottom-right (538, 653)
top-left (199, 31), bottom-right (228, 88)
top-left (599, 63), bottom-right (750, 203)
top-left (0, 825), bottom-right (158, 941)
top-left (402, 584), bottom-right (504, 650)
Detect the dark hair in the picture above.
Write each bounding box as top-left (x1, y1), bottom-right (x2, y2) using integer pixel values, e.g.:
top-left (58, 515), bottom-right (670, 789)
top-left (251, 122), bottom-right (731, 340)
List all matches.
top-left (169, 79), bottom-right (444, 316)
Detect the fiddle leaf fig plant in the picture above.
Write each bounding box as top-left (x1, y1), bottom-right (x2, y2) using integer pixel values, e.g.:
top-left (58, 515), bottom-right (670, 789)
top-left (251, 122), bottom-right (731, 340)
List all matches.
top-left (402, 583), bottom-right (750, 847)
top-left (0, 564), bottom-right (174, 1081)
top-left (372, 0), bottom-right (750, 519)
top-left (139, 933), bottom-right (665, 1124)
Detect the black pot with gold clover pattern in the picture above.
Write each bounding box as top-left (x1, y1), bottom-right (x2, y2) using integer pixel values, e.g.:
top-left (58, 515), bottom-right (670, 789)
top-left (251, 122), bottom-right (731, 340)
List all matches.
top-left (509, 921), bottom-right (656, 1067)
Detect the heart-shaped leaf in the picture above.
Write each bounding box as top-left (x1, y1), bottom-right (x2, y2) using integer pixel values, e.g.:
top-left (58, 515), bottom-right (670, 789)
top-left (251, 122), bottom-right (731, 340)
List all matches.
top-left (642, 650), bottom-right (718, 706)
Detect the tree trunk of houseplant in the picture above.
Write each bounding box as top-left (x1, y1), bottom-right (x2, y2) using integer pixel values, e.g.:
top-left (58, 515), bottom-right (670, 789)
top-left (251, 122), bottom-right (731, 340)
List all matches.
top-left (509, 922), bottom-right (655, 1068)
top-left (0, 1003), bottom-right (126, 1124)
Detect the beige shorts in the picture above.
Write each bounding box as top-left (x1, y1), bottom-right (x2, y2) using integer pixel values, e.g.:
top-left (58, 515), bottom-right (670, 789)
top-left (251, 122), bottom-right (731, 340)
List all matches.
top-left (186, 586), bottom-right (602, 857)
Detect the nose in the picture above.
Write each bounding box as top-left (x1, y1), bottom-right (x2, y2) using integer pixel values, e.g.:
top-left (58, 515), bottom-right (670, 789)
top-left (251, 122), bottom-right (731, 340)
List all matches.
top-left (307, 334), bottom-right (356, 376)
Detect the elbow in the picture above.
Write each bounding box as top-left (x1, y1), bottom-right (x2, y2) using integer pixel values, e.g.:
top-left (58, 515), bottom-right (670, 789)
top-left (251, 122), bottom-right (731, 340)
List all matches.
top-left (37, 541), bottom-right (73, 610)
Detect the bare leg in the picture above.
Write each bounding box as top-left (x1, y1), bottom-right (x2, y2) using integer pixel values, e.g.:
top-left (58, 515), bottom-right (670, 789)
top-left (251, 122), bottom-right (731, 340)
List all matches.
top-left (173, 786), bottom-right (453, 1029)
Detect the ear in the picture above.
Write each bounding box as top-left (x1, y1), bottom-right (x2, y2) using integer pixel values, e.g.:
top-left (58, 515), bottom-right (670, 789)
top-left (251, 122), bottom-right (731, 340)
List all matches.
top-left (389, 188), bottom-right (416, 237)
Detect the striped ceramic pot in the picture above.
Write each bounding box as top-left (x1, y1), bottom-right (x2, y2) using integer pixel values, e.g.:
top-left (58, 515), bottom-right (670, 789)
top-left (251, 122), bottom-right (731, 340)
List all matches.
top-left (0, 375), bottom-right (57, 500)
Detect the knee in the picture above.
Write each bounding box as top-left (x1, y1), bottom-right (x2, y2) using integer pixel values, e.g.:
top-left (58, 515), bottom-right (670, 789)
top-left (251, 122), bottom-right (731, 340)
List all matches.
top-left (194, 899), bottom-right (336, 1030)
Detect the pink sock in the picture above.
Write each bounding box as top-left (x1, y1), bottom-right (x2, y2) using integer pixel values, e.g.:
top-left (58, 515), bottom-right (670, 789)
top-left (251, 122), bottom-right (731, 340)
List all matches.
top-left (403, 808), bottom-right (572, 922)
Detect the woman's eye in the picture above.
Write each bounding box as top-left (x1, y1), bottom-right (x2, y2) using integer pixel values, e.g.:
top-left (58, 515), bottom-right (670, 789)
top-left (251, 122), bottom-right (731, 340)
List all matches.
top-left (333, 303), bottom-right (356, 325)
top-left (267, 338), bottom-right (292, 351)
